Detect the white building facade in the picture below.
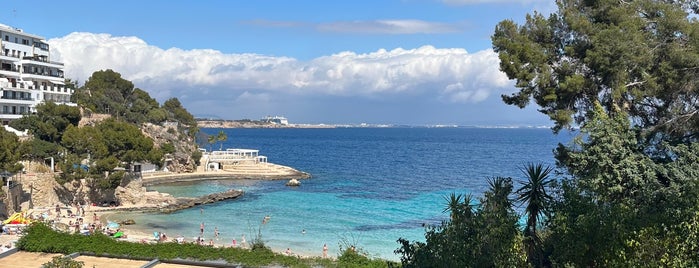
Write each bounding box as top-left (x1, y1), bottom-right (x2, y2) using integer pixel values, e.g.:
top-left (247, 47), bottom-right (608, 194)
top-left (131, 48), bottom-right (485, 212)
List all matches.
top-left (0, 24), bottom-right (74, 125)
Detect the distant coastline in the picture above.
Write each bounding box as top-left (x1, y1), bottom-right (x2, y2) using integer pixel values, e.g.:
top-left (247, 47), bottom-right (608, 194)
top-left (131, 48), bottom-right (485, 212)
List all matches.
top-left (196, 119), bottom-right (335, 129)
top-left (197, 118), bottom-right (553, 129)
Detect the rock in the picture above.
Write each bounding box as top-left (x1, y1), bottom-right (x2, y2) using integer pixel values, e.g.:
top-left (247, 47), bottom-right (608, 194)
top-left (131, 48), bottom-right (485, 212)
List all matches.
top-left (157, 189), bottom-right (244, 213)
top-left (120, 219), bottom-right (136, 225)
top-left (285, 179), bottom-right (300, 187)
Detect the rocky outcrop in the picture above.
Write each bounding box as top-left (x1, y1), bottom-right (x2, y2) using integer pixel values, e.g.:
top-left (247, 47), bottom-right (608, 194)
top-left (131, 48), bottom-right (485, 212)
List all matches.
top-left (140, 123), bottom-right (197, 173)
top-left (158, 189), bottom-right (243, 213)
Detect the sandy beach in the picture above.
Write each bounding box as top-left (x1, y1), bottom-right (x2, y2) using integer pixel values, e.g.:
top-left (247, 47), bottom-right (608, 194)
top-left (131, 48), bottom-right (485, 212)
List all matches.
top-left (0, 203), bottom-right (324, 260)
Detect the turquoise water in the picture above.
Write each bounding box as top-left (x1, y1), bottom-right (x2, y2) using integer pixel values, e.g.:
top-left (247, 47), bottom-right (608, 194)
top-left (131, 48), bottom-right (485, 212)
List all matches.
top-left (112, 127), bottom-right (573, 260)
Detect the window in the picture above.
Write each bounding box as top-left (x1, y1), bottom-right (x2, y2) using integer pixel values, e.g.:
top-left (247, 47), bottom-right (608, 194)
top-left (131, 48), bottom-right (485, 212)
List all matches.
top-left (3, 35), bottom-right (7, 41)
top-left (22, 39), bottom-right (28, 45)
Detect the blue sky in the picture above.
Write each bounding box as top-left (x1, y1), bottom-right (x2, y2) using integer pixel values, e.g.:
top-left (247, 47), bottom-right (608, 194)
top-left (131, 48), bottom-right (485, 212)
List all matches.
top-left (3, 0), bottom-right (556, 126)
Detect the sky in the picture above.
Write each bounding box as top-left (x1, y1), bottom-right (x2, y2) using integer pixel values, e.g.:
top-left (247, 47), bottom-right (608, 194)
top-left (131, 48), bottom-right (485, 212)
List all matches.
top-left (1, 0), bottom-right (557, 126)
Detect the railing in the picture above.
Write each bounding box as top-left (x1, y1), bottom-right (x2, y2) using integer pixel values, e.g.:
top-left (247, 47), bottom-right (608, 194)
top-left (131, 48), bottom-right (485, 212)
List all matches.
top-left (0, 67), bottom-right (20, 72)
top-left (8, 83), bottom-right (34, 90)
top-left (0, 96), bottom-right (34, 101)
top-left (22, 70), bottom-right (64, 78)
top-left (0, 111), bottom-right (30, 115)
top-left (22, 56), bottom-right (64, 66)
top-left (0, 51), bottom-right (20, 58)
top-left (39, 85), bottom-right (66, 92)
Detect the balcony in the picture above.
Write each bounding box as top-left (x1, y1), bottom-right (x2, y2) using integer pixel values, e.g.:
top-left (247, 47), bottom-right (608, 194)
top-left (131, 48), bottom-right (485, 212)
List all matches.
top-left (0, 95), bottom-right (34, 101)
top-left (21, 56), bottom-right (64, 68)
top-left (0, 51), bottom-right (21, 59)
top-left (38, 85), bottom-right (69, 93)
top-left (21, 70), bottom-right (64, 79)
top-left (7, 83), bottom-right (35, 90)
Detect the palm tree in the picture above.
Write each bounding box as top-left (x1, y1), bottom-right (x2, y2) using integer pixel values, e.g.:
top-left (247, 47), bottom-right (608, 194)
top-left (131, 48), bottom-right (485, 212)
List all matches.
top-left (484, 176), bottom-right (513, 212)
top-left (216, 130), bottom-right (228, 150)
top-left (443, 192), bottom-right (474, 223)
top-left (516, 163), bottom-right (554, 267)
top-left (207, 135), bottom-right (216, 152)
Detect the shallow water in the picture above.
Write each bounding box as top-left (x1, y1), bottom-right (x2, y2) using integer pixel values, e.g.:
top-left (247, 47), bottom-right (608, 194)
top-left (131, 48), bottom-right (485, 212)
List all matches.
top-left (112, 127), bottom-right (572, 260)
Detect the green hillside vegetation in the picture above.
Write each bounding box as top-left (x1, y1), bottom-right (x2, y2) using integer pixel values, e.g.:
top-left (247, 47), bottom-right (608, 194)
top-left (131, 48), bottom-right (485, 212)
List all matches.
top-left (397, 1), bottom-right (699, 267)
top-left (3, 69), bottom-right (199, 189)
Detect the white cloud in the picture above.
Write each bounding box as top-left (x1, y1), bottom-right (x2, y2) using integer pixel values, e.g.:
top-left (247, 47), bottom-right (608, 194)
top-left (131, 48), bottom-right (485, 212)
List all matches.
top-left (317, 19), bottom-right (461, 34)
top-left (48, 32), bottom-right (510, 105)
top-left (244, 19), bottom-right (463, 34)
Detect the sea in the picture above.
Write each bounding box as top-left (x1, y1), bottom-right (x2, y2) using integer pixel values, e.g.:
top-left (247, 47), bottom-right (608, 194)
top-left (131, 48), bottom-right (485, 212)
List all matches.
top-left (110, 127), bottom-right (575, 261)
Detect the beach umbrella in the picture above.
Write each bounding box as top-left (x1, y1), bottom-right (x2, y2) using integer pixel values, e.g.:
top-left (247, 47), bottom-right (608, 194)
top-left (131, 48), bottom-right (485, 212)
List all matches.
top-left (106, 221), bottom-right (120, 229)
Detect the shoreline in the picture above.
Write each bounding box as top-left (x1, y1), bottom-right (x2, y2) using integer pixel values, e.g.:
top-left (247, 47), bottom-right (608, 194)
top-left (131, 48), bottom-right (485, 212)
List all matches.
top-left (141, 163), bottom-right (311, 187)
top-left (5, 204), bottom-right (329, 260)
top-left (100, 210), bottom-right (330, 260)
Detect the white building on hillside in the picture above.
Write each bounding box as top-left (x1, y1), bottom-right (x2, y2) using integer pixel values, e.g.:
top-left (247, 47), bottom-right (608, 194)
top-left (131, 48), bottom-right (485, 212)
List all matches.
top-left (262, 116), bottom-right (289, 125)
top-left (0, 24), bottom-right (74, 125)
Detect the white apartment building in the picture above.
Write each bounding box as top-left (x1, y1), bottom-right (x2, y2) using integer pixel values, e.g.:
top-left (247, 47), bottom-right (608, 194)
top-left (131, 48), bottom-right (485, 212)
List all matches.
top-left (0, 24), bottom-right (74, 125)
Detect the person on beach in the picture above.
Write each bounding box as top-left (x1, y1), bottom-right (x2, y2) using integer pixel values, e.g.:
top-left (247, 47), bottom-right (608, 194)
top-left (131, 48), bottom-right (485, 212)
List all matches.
top-left (200, 222), bottom-right (205, 235)
top-left (241, 234), bottom-right (246, 248)
top-left (285, 247), bottom-right (292, 256)
top-left (232, 239), bottom-right (237, 247)
top-left (323, 243), bottom-right (328, 258)
top-left (262, 215), bottom-right (270, 224)
top-left (209, 239), bottom-right (214, 246)
top-left (93, 213), bottom-right (98, 223)
top-left (214, 227), bottom-right (219, 240)
top-left (55, 204), bottom-right (61, 217)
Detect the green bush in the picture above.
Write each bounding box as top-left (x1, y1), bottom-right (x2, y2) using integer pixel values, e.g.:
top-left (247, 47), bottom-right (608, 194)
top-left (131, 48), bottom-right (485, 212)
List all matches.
top-left (42, 256), bottom-right (84, 268)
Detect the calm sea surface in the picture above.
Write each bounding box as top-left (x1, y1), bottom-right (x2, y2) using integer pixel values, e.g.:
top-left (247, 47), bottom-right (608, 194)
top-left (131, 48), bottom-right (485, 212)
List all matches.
top-left (112, 127), bottom-right (573, 260)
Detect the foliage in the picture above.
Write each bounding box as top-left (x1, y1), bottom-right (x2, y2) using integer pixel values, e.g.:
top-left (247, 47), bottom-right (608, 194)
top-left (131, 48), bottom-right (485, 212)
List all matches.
top-left (72, 69), bottom-right (199, 143)
top-left (207, 135), bottom-right (216, 152)
top-left (547, 103), bottom-right (699, 265)
top-left (18, 138), bottom-right (63, 163)
top-left (96, 118), bottom-right (159, 165)
top-left (163, 98), bottom-right (197, 127)
top-left (396, 177), bottom-right (525, 267)
top-left (216, 130), bottom-right (228, 150)
top-left (61, 125), bottom-right (107, 159)
top-left (42, 256), bottom-right (84, 268)
top-left (9, 102), bottom-right (80, 143)
top-left (492, 0), bottom-right (699, 143)
top-left (337, 248), bottom-right (390, 268)
top-left (160, 142), bottom-right (176, 155)
top-left (98, 170), bottom-right (124, 190)
top-left (0, 128), bottom-right (24, 173)
top-left (57, 118), bottom-right (163, 188)
top-left (516, 163), bottom-right (554, 267)
top-left (191, 149), bottom-right (202, 166)
top-left (73, 69), bottom-right (158, 124)
top-left (492, 1), bottom-right (699, 266)
top-left (17, 222), bottom-right (389, 268)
